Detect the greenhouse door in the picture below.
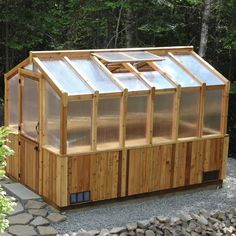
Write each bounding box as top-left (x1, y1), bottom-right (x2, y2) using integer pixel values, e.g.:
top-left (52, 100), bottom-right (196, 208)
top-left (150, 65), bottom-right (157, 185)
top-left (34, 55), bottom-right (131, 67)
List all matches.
top-left (20, 76), bottom-right (40, 193)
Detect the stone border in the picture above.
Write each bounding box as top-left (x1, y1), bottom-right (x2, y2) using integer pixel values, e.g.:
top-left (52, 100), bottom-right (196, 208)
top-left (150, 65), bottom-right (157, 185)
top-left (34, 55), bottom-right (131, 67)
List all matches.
top-left (57, 208), bottom-right (236, 236)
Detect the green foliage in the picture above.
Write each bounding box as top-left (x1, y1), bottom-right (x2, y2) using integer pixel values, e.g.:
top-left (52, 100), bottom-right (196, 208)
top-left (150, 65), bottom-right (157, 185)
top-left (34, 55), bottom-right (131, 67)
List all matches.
top-left (230, 81), bottom-right (236, 94)
top-left (0, 127), bottom-right (15, 233)
top-left (0, 0), bottom-right (235, 88)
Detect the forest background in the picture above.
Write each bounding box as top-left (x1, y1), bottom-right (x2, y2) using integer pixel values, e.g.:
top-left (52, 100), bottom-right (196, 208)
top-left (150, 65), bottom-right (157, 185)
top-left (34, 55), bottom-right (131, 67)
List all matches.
top-left (0, 0), bottom-right (235, 154)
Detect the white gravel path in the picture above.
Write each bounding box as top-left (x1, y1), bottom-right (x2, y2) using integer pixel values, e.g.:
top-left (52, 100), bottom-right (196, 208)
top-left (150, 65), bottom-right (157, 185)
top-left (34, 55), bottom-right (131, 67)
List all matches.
top-left (54, 158), bottom-right (236, 234)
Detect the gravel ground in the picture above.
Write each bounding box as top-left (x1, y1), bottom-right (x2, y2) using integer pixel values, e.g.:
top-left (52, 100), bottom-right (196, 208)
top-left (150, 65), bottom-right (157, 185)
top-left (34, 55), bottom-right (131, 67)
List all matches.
top-left (54, 158), bottom-right (236, 234)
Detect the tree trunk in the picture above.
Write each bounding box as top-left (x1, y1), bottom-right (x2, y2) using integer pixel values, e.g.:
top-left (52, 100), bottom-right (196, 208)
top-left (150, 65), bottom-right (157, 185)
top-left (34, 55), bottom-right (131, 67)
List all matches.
top-left (125, 7), bottom-right (133, 47)
top-left (5, 0), bottom-right (9, 71)
top-left (199, 0), bottom-right (213, 58)
top-left (114, 2), bottom-right (124, 48)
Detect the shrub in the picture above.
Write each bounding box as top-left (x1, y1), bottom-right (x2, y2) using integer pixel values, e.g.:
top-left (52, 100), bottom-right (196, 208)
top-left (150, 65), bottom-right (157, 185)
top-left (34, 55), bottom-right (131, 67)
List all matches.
top-left (0, 127), bottom-right (15, 233)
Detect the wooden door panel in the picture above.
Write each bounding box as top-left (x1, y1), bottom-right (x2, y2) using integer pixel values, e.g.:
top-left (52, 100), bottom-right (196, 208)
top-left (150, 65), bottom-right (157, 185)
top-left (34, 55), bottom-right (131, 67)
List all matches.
top-left (20, 136), bottom-right (39, 193)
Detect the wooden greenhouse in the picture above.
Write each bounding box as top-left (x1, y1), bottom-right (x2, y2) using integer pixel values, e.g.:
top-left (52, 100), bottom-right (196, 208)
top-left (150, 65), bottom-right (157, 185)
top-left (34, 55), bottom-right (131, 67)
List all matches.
top-left (4, 46), bottom-right (229, 208)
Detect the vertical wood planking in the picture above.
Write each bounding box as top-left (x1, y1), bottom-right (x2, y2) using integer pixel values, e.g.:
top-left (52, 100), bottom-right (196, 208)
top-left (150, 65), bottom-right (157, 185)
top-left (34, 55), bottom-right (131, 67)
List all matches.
top-left (220, 136), bottom-right (229, 179)
top-left (27, 136), bottom-right (229, 207)
top-left (127, 145), bottom-right (173, 195)
top-left (120, 149), bottom-right (127, 197)
top-left (90, 152), bottom-right (119, 201)
top-left (203, 138), bottom-right (224, 172)
top-left (158, 145), bottom-right (173, 190)
top-left (6, 133), bottom-right (19, 180)
top-left (68, 156), bottom-right (90, 194)
top-left (42, 149), bottom-right (50, 202)
top-left (189, 140), bottom-right (204, 184)
top-left (42, 149), bottom-right (68, 207)
top-left (20, 137), bottom-right (39, 193)
top-left (57, 156), bottom-right (68, 206)
top-left (173, 142), bottom-right (187, 188)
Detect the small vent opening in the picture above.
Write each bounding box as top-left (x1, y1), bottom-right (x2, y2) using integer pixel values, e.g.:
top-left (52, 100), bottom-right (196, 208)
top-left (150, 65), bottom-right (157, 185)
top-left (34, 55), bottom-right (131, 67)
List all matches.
top-left (70, 191), bottom-right (90, 204)
top-left (203, 170), bottom-right (219, 182)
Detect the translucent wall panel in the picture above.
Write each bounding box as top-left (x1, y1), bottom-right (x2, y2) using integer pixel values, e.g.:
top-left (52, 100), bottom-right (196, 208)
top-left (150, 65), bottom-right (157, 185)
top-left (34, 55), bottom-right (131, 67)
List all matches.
top-left (155, 56), bottom-right (200, 87)
top-left (203, 89), bottom-right (223, 135)
top-left (114, 73), bottom-right (148, 91)
top-left (126, 96), bottom-right (148, 144)
top-left (153, 93), bottom-right (174, 140)
top-left (41, 59), bottom-right (91, 95)
top-left (179, 91), bottom-right (199, 138)
top-left (67, 100), bottom-right (92, 150)
top-left (22, 78), bottom-right (39, 140)
top-left (175, 55), bottom-right (224, 86)
top-left (141, 71), bottom-right (175, 89)
top-left (8, 74), bottom-right (19, 130)
top-left (69, 59), bottom-right (121, 93)
top-left (45, 82), bottom-right (60, 149)
top-left (97, 98), bottom-right (120, 147)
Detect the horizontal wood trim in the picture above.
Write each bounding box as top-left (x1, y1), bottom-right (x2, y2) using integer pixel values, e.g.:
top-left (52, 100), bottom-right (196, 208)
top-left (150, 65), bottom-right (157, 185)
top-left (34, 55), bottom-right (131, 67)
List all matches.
top-left (31, 46), bottom-right (194, 58)
top-left (5, 57), bottom-right (30, 79)
top-left (18, 68), bottom-right (42, 80)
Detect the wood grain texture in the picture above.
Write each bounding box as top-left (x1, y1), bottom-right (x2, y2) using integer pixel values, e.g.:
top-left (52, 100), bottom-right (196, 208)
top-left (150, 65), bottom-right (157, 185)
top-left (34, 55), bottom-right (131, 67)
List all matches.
top-left (6, 134), bottom-right (228, 207)
top-left (90, 151), bottom-right (119, 201)
top-left (42, 148), bottom-right (68, 207)
top-left (220, 136), bottom-right (229, 179)
top-left (203, 138), bottom-right (224, 172)
top-left (68, 155), bottom-right (90, 193)
top-left (68, 151), bottom-right (119, 202)
top-left (6, 133), bottom-right (20, 180)
top-left (20, 136), bottom-right (39, 193)
top-left (173, 142), bottom-right (187, 188)
top-left (127, 145), bottom-right (173, 195)
top-left (126, 137), bottom-right (227, 197)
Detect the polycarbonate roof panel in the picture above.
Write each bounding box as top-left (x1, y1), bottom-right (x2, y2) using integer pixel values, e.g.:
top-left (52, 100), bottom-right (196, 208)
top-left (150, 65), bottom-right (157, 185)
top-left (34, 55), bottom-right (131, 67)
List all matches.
top-left (24, 64), bottom-right (33, 70)
top-left (41, 59), bottom-right (92, 95)
top-left (175, 55), bottom-right (224, 86)
top-left (155, 56), bottom-right (200, 87)
top-left (24, 63), bottom-right (40, 73)
top-left (93, 51), bottom-right (163, 62)
top-left (141, 71), bottom-right (175, 89)
top-left (69, 59), bottom-right (121, 93)
top-left (124, 51), bottom-right (163, 60)
top-left (114, 72), bottom-right (149, 91)
top-left (94, 52), bottom-right (130, 61)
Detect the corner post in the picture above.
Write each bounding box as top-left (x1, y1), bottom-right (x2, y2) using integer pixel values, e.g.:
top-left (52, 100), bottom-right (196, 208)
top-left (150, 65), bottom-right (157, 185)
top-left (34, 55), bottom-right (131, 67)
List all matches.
top-left (60, 93), bottom-right (68, 155)
top-left (92, 91), bottom-right (99, 151)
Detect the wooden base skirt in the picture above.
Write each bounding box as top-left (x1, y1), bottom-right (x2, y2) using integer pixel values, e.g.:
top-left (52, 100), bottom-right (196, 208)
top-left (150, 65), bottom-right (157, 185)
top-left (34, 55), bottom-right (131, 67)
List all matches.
top-left (6, 133), bottom-right (229, 208)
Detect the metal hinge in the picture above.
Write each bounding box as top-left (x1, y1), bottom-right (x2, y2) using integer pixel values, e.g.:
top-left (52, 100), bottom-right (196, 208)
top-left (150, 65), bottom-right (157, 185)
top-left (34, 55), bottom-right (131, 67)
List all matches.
top-left (18, 126), bottom-right (21, 132)
top-left (18, 141), bottom-right (21, 145)
top-left (18, 173), bottom-right (21, 178)
top-left (18, 79), bottom-right (21, 84)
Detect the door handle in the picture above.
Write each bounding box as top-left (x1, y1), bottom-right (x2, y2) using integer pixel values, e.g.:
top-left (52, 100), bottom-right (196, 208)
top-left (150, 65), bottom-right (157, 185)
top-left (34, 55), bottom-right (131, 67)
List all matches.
top-left (34, 145), bottom-right (39, 152)
top-left (35, 122), bottom-right (39, 135)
